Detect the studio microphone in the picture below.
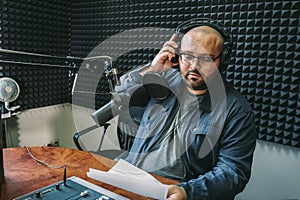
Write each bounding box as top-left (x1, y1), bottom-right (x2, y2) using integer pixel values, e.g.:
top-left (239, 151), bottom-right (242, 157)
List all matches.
top-left (91, 84), bottom-right (150, 126)
top-left (91, 71), bottom-right (170, 127)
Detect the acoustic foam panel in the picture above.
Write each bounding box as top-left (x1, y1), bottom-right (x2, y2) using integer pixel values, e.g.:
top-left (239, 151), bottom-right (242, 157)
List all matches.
top-left (70, 0), bottom-right (299, 148)
top-left (0, 0), bottom-right (72, 110)
top-left (0, 0), bottom-right (299, 148)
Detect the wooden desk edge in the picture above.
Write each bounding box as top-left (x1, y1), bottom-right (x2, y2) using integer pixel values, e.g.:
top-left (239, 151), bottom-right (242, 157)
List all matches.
top-left (1, 147), bottom-right (179, 200)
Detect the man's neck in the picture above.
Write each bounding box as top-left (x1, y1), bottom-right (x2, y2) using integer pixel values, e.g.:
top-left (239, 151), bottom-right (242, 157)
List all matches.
top-left (187, 87), bottom-right (208, 95)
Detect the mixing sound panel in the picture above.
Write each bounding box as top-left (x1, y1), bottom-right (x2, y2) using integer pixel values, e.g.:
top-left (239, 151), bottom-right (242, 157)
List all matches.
top-left (14, 176), bottom-right (129, 200)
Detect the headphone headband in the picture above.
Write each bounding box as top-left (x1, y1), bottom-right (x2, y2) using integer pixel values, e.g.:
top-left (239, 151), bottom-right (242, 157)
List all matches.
top-left (175, 18), bottom-right (232, 40)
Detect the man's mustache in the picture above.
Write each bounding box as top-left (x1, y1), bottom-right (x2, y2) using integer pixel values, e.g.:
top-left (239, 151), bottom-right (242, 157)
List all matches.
top-left (185, 69), bottom-right (201, 77)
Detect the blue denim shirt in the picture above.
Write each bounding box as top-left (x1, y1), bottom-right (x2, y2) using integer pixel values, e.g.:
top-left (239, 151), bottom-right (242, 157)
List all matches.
top-left (115, 66), bottom-right (256, 200)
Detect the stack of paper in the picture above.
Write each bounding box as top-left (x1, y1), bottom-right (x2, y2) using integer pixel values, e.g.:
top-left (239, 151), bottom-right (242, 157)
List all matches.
top-left (87, 159), bottom-right (168, 200)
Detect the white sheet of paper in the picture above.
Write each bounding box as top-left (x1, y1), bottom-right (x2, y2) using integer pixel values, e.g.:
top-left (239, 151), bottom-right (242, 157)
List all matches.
top-left (87, 159), bottom-right (168, 200)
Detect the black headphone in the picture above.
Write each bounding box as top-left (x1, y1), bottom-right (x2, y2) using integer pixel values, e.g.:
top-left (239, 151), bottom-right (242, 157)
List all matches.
top-left (175, 18), bottom-right (233, 72)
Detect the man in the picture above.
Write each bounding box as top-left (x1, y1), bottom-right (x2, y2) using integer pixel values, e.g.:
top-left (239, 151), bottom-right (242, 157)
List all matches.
top-left (115, 24), bottom-right (256, 200)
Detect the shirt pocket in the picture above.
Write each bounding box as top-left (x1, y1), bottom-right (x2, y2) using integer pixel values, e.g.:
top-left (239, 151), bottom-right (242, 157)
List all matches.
top-left (191, 112), bottom-right (223, 138)
top-left (191, 112), bottom-right (211, 136)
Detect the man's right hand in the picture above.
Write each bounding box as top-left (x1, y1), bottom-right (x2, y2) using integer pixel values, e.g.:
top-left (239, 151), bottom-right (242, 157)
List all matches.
top-left (140, 34), bottom-right (179, 76)
top-left (167, 185), bottom-right (187, 200)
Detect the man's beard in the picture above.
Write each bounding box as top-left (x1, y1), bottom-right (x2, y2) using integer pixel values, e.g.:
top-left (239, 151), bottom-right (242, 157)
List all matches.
top-left (183, 69), bottom-right (208, 90)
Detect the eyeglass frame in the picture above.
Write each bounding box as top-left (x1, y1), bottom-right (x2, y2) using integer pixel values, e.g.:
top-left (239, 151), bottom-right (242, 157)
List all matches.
top-left (178, 51), bottom-right (222, 66)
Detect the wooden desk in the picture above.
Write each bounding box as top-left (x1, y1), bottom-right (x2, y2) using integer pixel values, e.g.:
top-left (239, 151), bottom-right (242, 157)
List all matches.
top-left (1, 147), bottom-right (178, 200)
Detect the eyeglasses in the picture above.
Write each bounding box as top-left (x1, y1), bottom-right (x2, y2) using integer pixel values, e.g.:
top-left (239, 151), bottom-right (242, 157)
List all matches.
top-left (179, 51), bottom-right (222, 66)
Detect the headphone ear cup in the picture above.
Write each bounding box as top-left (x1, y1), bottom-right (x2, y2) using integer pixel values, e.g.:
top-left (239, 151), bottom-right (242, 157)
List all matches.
top-left (218, 40), bottom-right (232, 72)
top-left (219, 50), bottom-right (227, 72)
top-left (220, 46), bottom-right (231, 72)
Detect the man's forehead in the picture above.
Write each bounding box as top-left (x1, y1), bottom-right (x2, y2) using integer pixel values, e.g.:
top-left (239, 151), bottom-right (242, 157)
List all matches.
top-left (181, 26), bottom-right (224, 52)
top-left (181, 31), bottom-right (220, 46)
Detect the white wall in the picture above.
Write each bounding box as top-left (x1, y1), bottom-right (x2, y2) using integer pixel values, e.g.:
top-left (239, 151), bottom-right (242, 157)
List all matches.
top-left (4, 103), bottom-right (77, 148)
top-left (4, 103), bottom-right (120, 152)
top-left (236, 140), bottom-right (300, 200)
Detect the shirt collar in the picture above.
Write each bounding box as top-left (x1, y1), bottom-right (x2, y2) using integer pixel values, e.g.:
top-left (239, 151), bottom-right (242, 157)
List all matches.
top-left (180, 87), bottom-right (212, 112)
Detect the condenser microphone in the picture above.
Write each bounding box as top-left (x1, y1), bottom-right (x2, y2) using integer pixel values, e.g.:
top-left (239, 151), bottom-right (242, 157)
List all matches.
top-left (91, 84), bottom-right (150, 126)
top-left (91, 71), bottom-right (171, 127)
top-left (91, 100), bottom-right (117, 127)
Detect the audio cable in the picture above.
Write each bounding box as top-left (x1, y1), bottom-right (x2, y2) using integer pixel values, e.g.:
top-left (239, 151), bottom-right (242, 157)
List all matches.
top-left (25, 146), bottom-right (67, 185)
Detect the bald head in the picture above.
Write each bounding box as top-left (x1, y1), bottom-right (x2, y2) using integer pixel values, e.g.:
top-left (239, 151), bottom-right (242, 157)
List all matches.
top-left (188, 26), bottom-right (224, 39)
top-left (182, 26), bottom-right (224, 54)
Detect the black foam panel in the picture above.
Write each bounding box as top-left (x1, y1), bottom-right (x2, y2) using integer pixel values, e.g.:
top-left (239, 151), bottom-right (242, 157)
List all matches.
top-left (0, 0), bottom-right (71, 110)
top-left (70, 0), bottom-right (300, 148)
top-left (0, 0), bottom-right (299, 148)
